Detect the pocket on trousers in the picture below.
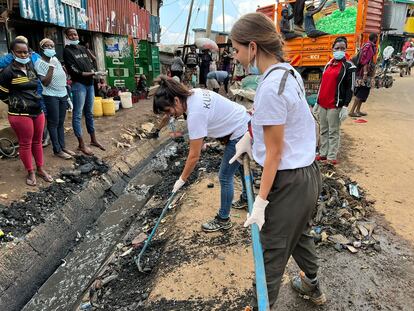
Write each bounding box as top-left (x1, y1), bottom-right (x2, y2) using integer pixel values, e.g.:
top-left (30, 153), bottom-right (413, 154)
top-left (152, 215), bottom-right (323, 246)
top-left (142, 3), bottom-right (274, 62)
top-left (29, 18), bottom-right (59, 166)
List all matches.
top-left (260, 234), bottom-right (287, 250)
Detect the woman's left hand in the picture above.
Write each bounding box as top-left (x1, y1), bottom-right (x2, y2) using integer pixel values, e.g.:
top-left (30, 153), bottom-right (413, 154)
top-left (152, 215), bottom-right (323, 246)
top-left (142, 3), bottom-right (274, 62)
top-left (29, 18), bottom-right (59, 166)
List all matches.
top-left (339, 106), bottom-right (348, 122)
top-left (244, 195), bottom-right (269, 230)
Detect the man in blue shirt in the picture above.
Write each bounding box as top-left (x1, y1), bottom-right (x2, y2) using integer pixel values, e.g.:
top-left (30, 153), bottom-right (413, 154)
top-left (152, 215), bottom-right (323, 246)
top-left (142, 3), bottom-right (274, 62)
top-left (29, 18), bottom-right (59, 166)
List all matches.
top-left (206, 70), bottom-right (230, 93)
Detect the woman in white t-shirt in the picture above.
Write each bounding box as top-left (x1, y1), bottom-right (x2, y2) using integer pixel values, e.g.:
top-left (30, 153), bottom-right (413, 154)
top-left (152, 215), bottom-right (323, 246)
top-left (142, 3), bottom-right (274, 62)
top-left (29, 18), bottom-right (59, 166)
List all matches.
top-left (153, 76), bottom-right (250, 232)
top-left (230, 13), bottom-right (326, 310)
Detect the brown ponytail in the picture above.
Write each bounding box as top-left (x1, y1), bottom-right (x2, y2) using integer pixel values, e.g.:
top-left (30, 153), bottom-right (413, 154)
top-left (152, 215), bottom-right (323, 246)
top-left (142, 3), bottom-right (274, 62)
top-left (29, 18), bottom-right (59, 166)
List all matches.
top-left (153, 75), bottom-right (192, 114)
top-left (231, 13), bottom-right (285, 62)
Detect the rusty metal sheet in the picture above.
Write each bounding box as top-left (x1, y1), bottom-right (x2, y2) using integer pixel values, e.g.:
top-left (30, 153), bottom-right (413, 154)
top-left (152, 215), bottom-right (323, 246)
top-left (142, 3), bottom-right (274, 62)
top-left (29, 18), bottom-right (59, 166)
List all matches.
top-left (19, 0), bottom-right (88, 29)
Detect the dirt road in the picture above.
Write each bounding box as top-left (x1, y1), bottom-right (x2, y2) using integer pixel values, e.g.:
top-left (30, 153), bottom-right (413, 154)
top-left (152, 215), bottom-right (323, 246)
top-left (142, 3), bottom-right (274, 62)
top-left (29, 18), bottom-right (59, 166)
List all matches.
top-left (341, 75), bottom-right (414, 243)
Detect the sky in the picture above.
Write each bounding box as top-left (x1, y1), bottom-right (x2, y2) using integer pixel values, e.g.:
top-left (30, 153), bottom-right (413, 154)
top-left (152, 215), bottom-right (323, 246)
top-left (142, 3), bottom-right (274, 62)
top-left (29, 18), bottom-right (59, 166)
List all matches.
top-left (159, 0), bottom-right (275, 45)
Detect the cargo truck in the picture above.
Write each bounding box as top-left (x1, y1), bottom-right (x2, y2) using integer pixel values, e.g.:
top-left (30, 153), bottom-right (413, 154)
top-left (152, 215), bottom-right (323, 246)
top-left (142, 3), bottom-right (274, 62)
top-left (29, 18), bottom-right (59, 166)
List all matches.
top-left (257, 0), bottom-right (385, 103)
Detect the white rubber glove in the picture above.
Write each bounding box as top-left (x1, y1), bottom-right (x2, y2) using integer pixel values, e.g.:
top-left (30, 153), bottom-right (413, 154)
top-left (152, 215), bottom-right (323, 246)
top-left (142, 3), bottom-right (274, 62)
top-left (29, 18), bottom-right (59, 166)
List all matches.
top-left (172, 177), bottom-right (185, 193)
top-left (312, 103), bottom-right (320, 115)
top-left (229, 131), bottom-right (252, 164)
top-left (244, 196), bottom-right (269, 231)
top-left (66, 96), bottom-right (73, 111)
top-left (339, 106), bottom-right (348, 122)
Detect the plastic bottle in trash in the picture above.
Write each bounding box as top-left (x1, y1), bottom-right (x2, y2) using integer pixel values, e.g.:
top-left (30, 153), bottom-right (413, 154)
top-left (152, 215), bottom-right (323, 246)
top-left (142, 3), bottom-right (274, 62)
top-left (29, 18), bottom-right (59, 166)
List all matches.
top-left (168, 117), bottom-right (176, 134)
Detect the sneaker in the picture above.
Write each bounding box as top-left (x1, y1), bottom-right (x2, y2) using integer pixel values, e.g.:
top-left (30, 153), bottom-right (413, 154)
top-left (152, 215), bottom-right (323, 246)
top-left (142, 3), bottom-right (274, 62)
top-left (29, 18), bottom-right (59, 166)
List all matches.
top-left (202, 215), bottom-right (233, 232)
top-left (232, 196), bottom-right (247, 210)
top-left (291, 271), bottom-right (326, 305)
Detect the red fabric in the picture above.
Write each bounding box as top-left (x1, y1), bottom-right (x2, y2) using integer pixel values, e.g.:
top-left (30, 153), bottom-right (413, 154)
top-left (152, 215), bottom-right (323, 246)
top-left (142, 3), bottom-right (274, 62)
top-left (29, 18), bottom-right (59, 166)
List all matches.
top-left (8, 113), bottom-right (45, 171)
top-left (318, 61), bottom-right (342, 109)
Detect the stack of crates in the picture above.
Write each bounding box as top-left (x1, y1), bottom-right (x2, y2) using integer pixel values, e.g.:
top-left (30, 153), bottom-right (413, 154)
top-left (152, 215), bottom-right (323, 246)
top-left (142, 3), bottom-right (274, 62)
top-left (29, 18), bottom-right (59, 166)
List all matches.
top-left (135, 40), bottom-right (151, 84)
top-left (150, 45), bottom-right (161, 81)
top-left (134, 40), bottom-right (161, 85)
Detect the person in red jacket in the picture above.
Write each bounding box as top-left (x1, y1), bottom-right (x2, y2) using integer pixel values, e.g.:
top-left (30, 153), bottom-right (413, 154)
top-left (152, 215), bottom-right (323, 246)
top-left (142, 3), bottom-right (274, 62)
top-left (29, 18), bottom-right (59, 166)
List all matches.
top-left (313, 36), bottom-right (356, 165)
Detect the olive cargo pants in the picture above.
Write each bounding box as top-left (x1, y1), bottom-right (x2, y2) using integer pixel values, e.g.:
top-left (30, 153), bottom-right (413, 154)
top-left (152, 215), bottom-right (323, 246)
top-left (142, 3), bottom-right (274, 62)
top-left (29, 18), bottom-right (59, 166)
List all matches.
top-left (252, 162), bottom-right (322, 307)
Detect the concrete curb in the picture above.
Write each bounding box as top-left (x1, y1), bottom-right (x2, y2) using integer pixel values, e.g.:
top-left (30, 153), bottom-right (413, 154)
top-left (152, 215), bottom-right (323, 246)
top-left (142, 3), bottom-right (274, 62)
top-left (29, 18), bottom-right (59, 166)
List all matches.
top-left (0, 135), bottom-right (171, 311)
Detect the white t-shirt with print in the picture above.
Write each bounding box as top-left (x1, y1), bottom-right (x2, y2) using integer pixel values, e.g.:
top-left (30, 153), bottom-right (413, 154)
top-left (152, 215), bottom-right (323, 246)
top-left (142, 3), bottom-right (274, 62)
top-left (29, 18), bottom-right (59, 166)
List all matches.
top-left (186, 88), bottom-right (250, 140)
top-left (252, 63), bottom-right (316, 169)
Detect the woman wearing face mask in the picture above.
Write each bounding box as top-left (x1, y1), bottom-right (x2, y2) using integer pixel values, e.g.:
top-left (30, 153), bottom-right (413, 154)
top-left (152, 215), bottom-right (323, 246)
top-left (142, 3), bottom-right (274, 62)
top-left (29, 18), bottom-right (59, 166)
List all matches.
top-left (153, 76), bottom-right (249, 232)
top-left (313, 37), bottom-right (355, 165)
top-left (35, 38), bottom-right (75, 160)
top-left (0, 39), bottom-right (53, 185)
top-left (230, 13), bottom-right (325, 310)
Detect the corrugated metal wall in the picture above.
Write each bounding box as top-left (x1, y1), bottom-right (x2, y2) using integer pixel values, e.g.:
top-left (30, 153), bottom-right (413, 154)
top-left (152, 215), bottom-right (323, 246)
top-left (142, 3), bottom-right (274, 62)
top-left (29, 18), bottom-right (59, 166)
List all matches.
top-left (149, 15), bottom-right (160, 43)
top-left (87, 0), bottom-right (150, 40)
top-left (19, 0), bottom-right (88, 29)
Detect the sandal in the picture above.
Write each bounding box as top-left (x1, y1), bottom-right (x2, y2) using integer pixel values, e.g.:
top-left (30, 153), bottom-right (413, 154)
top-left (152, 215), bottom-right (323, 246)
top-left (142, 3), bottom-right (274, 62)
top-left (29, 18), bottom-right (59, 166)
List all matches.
top-left (358, 111), bottom-right (368, 116)
top-left (62, 149), bottom-right (76, 156)
top-left (55, 151), bottom-right (72, 160)
top-left (26, 175), bottom-right (36, 186)
top-left (348, 112), bottom-right (360, 117)
top-left (36, 172), bottom-right (53, 183)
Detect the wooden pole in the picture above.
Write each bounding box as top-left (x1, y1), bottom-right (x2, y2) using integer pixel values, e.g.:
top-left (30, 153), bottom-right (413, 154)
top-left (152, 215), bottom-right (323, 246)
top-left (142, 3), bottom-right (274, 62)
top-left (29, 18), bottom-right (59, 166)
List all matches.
top-left (222, 0), bottom-right (225, 32)
top-left (206, 0), bottom-right (214, 38)
top-left (183, 0), bottom-right (195, 57)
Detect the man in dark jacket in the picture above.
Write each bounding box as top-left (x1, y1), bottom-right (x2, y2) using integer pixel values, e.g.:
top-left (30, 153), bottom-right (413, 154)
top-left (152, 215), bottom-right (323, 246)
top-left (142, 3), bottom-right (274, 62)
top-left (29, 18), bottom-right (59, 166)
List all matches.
top-left (349, 33), bottom-right (378, 117)
top-left (63, 27), bottom-right (105, 155)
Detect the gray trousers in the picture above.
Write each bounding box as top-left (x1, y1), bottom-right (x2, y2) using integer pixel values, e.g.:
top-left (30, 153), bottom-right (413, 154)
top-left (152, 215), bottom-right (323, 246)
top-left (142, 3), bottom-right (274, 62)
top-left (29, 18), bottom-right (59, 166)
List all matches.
top-left (319, 107), bottom-right (341, 160)
top-left (252, 162), bottom-right (321, 307)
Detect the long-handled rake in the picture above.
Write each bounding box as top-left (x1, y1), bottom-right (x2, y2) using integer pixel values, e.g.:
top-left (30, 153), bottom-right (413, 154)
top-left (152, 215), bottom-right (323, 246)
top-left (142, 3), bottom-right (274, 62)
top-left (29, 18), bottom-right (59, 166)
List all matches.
top-left (134, 191), bottom-right (178, 272)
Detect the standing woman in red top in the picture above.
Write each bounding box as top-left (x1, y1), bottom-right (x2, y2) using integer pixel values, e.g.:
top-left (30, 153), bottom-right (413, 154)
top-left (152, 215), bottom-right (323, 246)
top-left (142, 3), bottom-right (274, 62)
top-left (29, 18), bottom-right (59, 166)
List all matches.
top-left (313, 36), bottom-right (355, 165)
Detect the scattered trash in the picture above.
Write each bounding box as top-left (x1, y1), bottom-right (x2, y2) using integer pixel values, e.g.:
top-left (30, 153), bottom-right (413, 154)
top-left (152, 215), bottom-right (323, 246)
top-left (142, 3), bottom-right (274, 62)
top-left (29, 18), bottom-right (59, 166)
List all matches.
top-left (0, 193), bottom-right (8, 199)
top-left (207, 183), bottom-right (214, 188)
top-left (328, 234), bottom-right (350, 245)
top-left (80, 301), bottom-right (92, 310)
top-left (0, 229), bottom-right (4, 238)
top-left (354, 118), bottom-right (368, 124)
top-left (132, 233), bottom-right (148, 249)
top-left (55, 178), bottom-right (65, 184)
top-left (353, 241), bottom-right (362, 248)
top-left (312, 162), bottom-right (377, 253)
top-left (345, 245), bottom-right (358, 254)
top-left (121, 247), bottom-right (133, 257)
top-left (348, 183), bottom-right (360, 198)
top-left (141, 122), bottom-right (155, 133)
top-left (79, 163), bottom-right (95, 174)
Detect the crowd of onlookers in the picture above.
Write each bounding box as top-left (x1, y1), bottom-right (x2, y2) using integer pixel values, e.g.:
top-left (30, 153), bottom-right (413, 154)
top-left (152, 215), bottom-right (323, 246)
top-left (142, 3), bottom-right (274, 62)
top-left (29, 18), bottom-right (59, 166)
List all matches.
top-left (0, 28), bottom-right (105, 186)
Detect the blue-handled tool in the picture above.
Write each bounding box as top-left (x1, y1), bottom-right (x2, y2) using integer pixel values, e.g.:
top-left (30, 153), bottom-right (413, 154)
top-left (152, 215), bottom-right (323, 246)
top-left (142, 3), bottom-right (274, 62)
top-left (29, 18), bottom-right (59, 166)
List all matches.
top-left (135, 191), bottom-right (178, 272)
top-left (243, 155), bottom-right (270, 311)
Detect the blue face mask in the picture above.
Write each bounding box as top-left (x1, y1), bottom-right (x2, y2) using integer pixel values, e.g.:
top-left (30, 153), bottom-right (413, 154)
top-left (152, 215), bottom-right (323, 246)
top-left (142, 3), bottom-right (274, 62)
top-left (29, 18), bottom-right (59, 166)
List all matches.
top-left (43, 48), bottom-right (56, 58)
top-left (247, 47), bottom-right (260, 75)
top-left (333, 50), bottom-right (346, 60)
top-left (67, 39), bottom-right (79, 45)
top-left (13, 54), bottom-right (31, 65)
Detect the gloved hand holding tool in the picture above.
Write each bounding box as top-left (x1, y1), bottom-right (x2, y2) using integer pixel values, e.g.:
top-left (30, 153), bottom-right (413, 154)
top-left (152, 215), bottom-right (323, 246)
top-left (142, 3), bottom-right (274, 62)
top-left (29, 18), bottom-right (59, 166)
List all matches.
top-left (229, 131), bottom-right (252, 164)
top-left (244, 196), bottom-right (269, 231)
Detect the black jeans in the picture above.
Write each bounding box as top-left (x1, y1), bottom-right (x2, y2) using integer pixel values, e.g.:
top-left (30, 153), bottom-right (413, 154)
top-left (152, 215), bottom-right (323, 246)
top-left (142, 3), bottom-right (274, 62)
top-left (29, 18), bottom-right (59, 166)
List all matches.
top-left (44, 95), bottom-right (68, 153)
